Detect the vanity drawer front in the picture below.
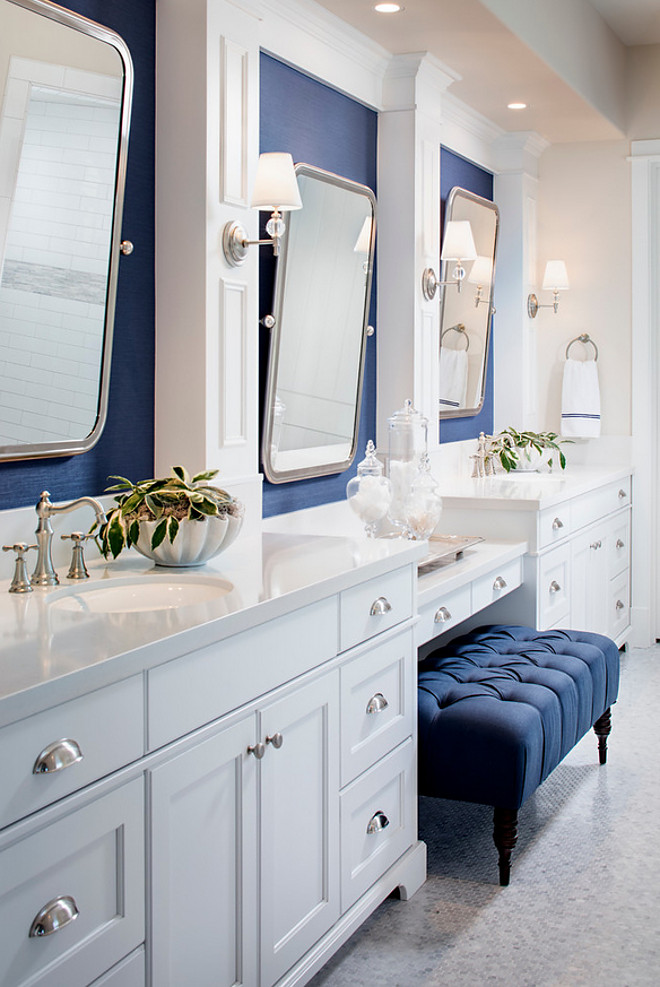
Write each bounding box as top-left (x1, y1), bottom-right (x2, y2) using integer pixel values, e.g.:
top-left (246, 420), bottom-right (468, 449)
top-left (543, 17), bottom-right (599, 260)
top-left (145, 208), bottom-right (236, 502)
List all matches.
top-left (608, 513), bottom-right (631, 579)
top-left (471, 558), bottom-right (522, 614)
top-left (417, 584), bottom-right (472, 646)
top-left (538, 504), bottom-right (572, 549)
top-left (572, 478), bottom-right (632, 531)
top-left (339, 566), bottom-right (414, 653)
top-left (340, 738), bottom-right (415, 912)
top-left (609, 571), bottom-right (630, 641)
top-left (538, 545), bottom-right (571, 629)
top-left (148, 597), bottom-right (338, 750)
top-left (340, 628), bottom-right (414, 786)
top-left (0, 676), bottom-right (143, 830)
top-left (0, 776), bottom-right (144, 987)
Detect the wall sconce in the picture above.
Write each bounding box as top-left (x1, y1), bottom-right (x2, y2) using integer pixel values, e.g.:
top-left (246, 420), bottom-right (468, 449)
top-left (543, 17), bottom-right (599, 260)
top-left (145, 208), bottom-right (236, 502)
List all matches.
top-left (222, 152), bottom-right (302, 267)
top-left (422, 220), bottom-right (477, 301)
top-left (468, 254), bottom-right (493, 307)
top-left (527, 260), bottom-right (570, 318)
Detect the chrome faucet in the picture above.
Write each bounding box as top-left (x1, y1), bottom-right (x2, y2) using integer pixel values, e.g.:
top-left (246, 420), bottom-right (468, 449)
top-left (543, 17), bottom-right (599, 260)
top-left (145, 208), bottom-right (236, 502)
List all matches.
top-left (32, 491), bottom-right (106, 586)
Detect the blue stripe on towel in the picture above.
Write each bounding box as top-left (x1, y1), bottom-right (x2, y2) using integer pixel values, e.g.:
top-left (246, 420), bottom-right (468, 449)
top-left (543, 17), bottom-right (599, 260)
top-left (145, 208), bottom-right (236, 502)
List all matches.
top-left (562, 413), bottom-right (600, 419)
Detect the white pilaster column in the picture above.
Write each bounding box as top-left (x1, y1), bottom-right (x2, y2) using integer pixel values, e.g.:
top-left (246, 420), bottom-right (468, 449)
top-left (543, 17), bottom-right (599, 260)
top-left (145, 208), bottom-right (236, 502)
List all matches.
top-left (377, 54), bottom-right (458, 453)
top-left (492, 132), bottom-right (548, 431)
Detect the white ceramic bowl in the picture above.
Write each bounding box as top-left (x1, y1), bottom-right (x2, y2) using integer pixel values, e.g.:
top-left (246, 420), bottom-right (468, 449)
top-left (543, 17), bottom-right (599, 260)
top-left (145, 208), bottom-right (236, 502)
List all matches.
top-left (133, 512), bottom-right (243, 567)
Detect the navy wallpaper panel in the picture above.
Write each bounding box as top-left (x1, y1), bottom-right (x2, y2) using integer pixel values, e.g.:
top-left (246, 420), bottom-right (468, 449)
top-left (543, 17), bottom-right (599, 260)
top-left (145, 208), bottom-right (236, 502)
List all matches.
top-left (438, 147), bottom-right (495, 444)
top-left (259, 53), bottom-right (378, 517)
top-left (0, 0), bottom-right (155, 510)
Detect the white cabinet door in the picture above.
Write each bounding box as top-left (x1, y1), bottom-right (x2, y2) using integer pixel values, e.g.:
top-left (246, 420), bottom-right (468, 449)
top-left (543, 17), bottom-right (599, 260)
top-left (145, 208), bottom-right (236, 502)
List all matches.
top-left (259, 672), bottom-right (340, 987)
top-left (570, 525), bottom-right (609, 633)
top-left (149, 716), bottom-right (258, 987)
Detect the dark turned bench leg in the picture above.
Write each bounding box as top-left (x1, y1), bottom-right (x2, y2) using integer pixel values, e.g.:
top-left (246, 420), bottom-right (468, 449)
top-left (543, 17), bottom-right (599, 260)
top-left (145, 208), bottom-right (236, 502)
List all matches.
top-left (493, 807), bottom-right (518, 886)
top-left (593, 706), bottom-right (612, 764)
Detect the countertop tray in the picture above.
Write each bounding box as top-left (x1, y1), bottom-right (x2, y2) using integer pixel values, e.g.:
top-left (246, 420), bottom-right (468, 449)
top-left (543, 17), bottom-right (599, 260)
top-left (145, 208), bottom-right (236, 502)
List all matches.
top-left (418, 534), bottom-right (484, 574)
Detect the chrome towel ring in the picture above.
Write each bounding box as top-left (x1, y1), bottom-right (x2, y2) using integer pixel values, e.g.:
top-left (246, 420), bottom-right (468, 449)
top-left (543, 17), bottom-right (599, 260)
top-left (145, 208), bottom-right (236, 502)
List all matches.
top-left (441, 322), bottom-right (470, 351)
top-left (566, 333), bottom-right (598, 361)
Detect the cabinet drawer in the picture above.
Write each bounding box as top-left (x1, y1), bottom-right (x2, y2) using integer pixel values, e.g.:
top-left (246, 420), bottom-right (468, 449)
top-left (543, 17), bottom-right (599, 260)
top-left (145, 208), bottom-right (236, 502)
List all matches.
top-left (0, 676), bottom-right (143, 831)
top-left (90, 948), bottom-right (144, 986)
top-left (608, 513), bottom-right (630, 579)
top-left (340, 566), bottom-right (414, 652)
top-left (471, 558), bottom-right (522, 614)
top-left (609, 571), bottom-right (630, 641)
top-left (340, 739), bottom-right (415, 912)
top-left (538, 504), bottom-right (572, 549)
top-left (148, 597), bottom-right (338, 750)
top-left (340, 629), bottom-right (414, 786)
top-left (572, 477), bottom-right (631, 531)
top-left (417, 584), bottom-right (472, 646)
top-left (538, 545), bottom-right (571, 629)
top-left (0, 776), bottom-right (144, 987)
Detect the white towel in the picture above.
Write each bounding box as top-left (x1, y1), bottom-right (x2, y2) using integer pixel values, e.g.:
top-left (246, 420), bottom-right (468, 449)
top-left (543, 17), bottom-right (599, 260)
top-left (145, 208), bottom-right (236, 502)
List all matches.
top-left (439, 347), bottom-right (468, 410)
top-left (561, 358), bottom-right (601, 438)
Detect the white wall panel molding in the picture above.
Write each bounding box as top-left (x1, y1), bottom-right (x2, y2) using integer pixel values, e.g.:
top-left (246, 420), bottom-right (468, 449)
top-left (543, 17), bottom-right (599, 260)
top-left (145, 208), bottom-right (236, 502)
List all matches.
top-left (220, 38), bottom-right (250, 206)
top-left (630, 141), bottom-right (660, 644)
top-left (259, 0), bottom-right (389, 109)
top-left (219, 280), bottom-right (248, 448)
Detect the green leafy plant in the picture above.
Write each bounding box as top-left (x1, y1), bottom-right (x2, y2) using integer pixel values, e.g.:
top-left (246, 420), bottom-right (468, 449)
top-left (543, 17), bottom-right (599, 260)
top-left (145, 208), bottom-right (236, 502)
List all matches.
top-left (95, 466), bottom-right (242, 559)
top-left (486, 428), bottom-right (570, 473)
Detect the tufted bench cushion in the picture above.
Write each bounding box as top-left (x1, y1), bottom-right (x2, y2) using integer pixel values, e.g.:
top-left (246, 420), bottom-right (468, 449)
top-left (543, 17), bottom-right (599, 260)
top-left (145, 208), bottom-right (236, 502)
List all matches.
top-left (418, 625), bottom-right (620, 883)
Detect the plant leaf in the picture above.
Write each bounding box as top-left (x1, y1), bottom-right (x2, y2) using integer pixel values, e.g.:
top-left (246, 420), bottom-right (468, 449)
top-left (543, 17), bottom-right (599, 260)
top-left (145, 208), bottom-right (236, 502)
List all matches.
top-left (172, 465), bottom-right (189, 484)
top-left (151, 518), bottom-right (168, 550)
top-left (107, 512), bottom-right (127, 559)
top-left (167, 515), bottom-right (179, 544)
top-left (128, 519), bottom-right (140, 546)
top-left (192, 469), bottom-right (219, 483)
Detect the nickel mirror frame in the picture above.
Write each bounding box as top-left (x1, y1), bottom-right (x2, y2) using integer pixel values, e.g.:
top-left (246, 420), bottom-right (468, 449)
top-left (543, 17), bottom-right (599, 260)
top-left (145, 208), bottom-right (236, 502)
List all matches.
top-left (0, 0), bottom-right (133, 460)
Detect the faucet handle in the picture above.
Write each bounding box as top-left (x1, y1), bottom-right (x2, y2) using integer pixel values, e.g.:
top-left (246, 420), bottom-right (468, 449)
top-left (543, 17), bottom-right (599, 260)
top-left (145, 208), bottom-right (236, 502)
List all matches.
top-left (61, 532), bottom-right (93, 580)
top-left (3, 543), bottom-right (37, 593)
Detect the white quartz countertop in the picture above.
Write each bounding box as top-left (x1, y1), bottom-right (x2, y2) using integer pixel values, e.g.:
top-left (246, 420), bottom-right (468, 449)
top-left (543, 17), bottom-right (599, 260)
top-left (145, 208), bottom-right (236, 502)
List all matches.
top-left (0, 506), bottom-right (425, 728)
top-left (437, 464), bottom-right (632, 510)
top-left (417, 538), bottom-right (527, 611)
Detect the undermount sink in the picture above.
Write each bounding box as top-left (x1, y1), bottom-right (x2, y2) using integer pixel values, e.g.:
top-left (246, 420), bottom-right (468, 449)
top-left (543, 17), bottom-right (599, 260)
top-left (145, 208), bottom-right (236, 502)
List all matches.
top-left (48, 575), bottom-right (234, 615)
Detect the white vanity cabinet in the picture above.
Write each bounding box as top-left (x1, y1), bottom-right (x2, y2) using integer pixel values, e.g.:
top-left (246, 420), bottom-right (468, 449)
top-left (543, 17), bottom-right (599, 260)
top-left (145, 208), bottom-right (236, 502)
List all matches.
top-left (438, 469), bottom-right (632, 646)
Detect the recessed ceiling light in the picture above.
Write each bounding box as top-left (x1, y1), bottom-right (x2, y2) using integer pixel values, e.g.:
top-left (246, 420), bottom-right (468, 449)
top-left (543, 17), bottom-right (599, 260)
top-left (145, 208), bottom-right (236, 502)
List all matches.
top-left (507, 102), bottom-right (528, 110)
top-left (374, 3), bottom-right (404, 13)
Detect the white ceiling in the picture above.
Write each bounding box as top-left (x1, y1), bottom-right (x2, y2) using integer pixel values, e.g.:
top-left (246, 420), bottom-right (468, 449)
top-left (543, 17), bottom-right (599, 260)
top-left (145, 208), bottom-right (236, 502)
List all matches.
top-left (313, 0), bottom-right (660, 143)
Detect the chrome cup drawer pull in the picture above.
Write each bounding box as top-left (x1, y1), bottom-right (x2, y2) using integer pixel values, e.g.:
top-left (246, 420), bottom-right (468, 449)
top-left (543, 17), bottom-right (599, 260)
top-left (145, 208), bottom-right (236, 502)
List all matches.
top-left (434, 606), bottom-right (452, 624)
top-left (247, 742), bottom-right (265, 760)
top-left (366, 811), bottom-right (390, 835)
top-left (266, 732), bottom-right (283, 749)
top-left (590, 540), bottom-right (602, 550)
top-left (29, 895), bottom-right (79, 937)
top-left (370, 597), bottom-right (392, 617)
top-left (493, 576), bottom-right (507, 590)
top-left (33, 738), bottom-right (83, 775)
top-left (552, 517), bottom-right (564, 530)
top-left (616, 539), bottom-right (625, 550)
top-left (616, 599), bottom-right (626, 611)
top-left (366, 693), bottom-right (389, 715)
top-left (549, 580), bottom-right (561, 594)
top-left (618, 488), bottom-right (627, 499)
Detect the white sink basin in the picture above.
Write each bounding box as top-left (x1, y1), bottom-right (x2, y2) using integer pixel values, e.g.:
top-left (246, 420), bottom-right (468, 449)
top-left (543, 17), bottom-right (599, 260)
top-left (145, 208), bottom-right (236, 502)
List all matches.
top-left (48, 575), bottom-right (234, 615)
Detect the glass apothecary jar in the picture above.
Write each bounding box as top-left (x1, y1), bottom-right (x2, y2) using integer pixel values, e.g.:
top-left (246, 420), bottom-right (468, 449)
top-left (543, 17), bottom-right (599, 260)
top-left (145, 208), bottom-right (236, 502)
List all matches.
top-left (386, 399), bottom-right (429, 531)
top-left (346, 441), bottom-right (392, 537)
top-left (404, 453), bottom-right (442, 540)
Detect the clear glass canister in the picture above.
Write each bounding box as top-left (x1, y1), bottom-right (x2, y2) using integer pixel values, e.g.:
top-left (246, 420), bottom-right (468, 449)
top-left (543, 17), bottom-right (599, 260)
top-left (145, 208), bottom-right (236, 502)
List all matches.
top-left (386, 399), bottom-right (429, 531)
top-left (346, 441), bottom-right (392, 537)
top-left (405, 453), bottom-right (442, 540)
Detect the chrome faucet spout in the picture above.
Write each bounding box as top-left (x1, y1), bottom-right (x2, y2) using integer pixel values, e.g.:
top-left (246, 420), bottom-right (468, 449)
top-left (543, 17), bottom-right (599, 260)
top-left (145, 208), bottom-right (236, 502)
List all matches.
top-left (33, 491), bottom-right (107, 586)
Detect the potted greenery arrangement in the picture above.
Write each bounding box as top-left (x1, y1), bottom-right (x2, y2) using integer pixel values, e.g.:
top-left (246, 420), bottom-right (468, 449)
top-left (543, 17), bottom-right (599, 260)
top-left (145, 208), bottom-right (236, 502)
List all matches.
top-left (96, 466), bottom-right (243, 566)
top-left (486, 427), bottom-right (570, 474)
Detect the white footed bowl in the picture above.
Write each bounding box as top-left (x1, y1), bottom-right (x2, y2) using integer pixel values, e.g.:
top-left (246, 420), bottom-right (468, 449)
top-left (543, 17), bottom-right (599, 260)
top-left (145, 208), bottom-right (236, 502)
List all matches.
top-left (133, 513), bottom-right (243, 567)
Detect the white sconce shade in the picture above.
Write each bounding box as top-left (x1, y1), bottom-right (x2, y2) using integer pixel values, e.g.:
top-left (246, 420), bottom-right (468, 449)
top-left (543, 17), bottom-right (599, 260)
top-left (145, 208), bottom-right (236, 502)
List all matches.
top-left (440, 220), bottom-right (477, 262)
top-left (468, 255), bottom-right (493, 285)
top-left (353, 216), bottom-right (372, 254)
top-left (542, 259), bottom-right (570, 291)
top-left (250, 152), bottom-right (302, 211)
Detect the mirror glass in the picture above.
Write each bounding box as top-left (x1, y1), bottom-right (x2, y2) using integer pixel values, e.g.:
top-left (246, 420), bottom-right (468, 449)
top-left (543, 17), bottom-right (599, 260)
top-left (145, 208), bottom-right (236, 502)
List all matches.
top-left (438, 187), bottom-right (498, 418)
top-left (0, 0), bottom-right (132, 460)
top-left (262, 163), bottom-right (375, 483)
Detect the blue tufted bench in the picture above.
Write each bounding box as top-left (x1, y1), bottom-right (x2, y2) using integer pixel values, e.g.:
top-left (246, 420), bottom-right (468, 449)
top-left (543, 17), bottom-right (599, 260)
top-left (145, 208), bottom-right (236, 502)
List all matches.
top-left (418, 625), bottom-right (620, 885)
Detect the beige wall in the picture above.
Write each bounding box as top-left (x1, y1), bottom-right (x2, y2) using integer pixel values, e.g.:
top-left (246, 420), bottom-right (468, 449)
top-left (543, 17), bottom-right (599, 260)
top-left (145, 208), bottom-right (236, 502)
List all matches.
top-left (627, 44), bottom-right (660, 141)
top-left (535, 140), bottom-right (632, 437)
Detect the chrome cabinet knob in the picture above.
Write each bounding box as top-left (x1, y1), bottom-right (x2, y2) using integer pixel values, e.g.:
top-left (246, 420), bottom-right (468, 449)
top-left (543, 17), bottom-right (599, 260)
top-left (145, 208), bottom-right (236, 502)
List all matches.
top-left (370, 597), bottom-right (392, 616)
top-left (616, 538), bottom-right (625, 550)
top-left (434, 606), bottom-right (452, 623)
top-left (266, 732), bottom-right (283, 749)
top-left (618, 488), bottom-right (627, 500)
top-left (120, 240), bottom-right (134, 255)
top-left (33, 738), bottom-right (83, 775)
top-left (29, 895), bottom-right (79, 937)
top-left (493, 576), bottom-right (507, 590)
top-left (552, 517), bottom-right (564, 530)
top-left (549, 580), bottom-right (561, 594)
top-left (366, 693), bottom-right (389, 715)
top-left (247, 742), bottom-right (265, 760)
top-left (616, 599), bottom-right (625, 611)
top-left (366, 811), bottom-right (390, 835)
